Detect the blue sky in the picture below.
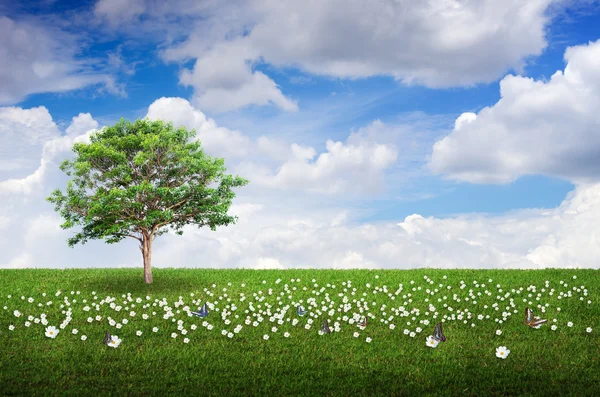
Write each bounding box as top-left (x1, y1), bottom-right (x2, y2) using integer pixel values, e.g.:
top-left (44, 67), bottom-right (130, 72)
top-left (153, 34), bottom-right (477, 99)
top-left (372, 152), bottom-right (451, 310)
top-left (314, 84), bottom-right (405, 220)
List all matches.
top-left (1, 0), bottom-right (600, 269)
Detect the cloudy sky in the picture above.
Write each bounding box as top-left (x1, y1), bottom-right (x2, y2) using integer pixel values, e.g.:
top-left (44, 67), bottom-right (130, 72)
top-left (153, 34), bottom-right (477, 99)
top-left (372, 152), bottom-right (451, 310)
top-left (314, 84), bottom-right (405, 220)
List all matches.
top-left (1, 0), bottom-right (600, 270)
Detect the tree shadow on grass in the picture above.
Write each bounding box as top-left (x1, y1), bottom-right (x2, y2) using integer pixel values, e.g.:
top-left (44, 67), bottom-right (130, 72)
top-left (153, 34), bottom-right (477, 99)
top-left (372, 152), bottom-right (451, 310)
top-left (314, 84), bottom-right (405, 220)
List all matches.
top-left (79, 269), bottom-right (202, 296)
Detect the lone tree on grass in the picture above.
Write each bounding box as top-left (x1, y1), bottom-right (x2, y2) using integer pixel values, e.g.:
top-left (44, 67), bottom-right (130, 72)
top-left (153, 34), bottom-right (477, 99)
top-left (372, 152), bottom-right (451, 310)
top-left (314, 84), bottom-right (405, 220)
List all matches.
top-left (47, 118), bottom-right (248, 284)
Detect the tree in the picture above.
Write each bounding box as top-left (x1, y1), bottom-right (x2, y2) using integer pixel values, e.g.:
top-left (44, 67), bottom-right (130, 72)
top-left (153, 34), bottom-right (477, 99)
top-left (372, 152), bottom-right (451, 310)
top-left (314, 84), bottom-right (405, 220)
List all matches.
top-left (47, 118), bottom-right (249, 284)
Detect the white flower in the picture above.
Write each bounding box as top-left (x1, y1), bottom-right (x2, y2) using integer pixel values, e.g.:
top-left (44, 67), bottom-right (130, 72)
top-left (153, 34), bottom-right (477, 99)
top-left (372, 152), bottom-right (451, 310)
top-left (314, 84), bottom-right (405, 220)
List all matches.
top-left (72, 329), bottom-right (79, 334)
top-left (551, 325), bottom-right (557, 331)
top-left (353, 332), bottom-right (360, 338)
top-left (263, 334), bottom-right (269, 340)
top-left (426, 335), bottom-right (439, 348)
top-left (366, 337), bottom-right (372, 343)
top-left (496, 330), bottom-right (502, 336)
top-left (284, 332), bottom-right (290, 338)
top-left (409, 332), bottom-right (416, 338)
top-left (567, 322), bottom-right (573, 327)
top-left (8, 324), bottom-right (15, 331)
top-left (227, 332), bottom-right (234, 338)
top-left (184, 338), bottom-right (190, 343)
top-left (24, 321), bottom-right (31, 327)
top-left (495, 346), bottom-right (510, 359)
top-left (81, 335), bottom-right (87, 341)
top-left (107, 335), bottom-right (121, 348)
top-left (115, 323), bottom-right (122, 329)
top-left (45, 326), bottom-right (59, 338)
top-left (586, 327), bottom-right (593, 333)
top-left (171, 332), bottom-right (178, 338)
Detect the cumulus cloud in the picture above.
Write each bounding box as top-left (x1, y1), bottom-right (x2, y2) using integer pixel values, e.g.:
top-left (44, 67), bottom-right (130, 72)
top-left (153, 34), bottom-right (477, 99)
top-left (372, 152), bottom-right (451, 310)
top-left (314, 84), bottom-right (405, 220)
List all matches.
top-left (0, 106), bottom-right (62, 181)
top-left (0, 108), bottom-right (108, 268)
top-left (247, 0), bottom-right (554, 86)
top-left (141, 181), bottom-right (600, 270)
top-left (0, 16), bottom-right (116, 105)
top-left (152, 0), bottom-right (563, 111)
top-left (145, 97), bottom-right (253, 158)
top-left (0, 108), bottom-right (98, 196)
top-left (167, 38), bottom-right (298, 113)
top-left (4, 98), bottom-right (600, 270)
top-left (242, 138), bottom-right (398, 194)
top-left (146, 97), bottom-right (398, 195)
top-left (65, 113), bottom-right (99, 137)
top-left (430, 39), bottom-right (600, 184)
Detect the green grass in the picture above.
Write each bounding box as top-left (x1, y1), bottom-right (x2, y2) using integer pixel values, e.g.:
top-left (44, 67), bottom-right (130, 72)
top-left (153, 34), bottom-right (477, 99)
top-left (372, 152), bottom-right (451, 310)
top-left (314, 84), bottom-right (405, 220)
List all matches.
top-left (1, 268), bottom-right (599, 396)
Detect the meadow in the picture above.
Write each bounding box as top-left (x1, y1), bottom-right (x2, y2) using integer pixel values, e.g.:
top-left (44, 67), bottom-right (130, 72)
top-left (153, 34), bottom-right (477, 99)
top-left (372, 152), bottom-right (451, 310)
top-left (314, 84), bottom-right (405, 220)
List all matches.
top-left (1, 268), bottom-right (599, 396)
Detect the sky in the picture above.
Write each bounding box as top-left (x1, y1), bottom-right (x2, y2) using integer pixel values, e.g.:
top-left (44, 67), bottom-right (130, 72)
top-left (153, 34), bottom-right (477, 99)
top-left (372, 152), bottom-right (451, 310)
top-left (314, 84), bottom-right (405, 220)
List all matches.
top-left (1, 0), bottom-right (600, 270)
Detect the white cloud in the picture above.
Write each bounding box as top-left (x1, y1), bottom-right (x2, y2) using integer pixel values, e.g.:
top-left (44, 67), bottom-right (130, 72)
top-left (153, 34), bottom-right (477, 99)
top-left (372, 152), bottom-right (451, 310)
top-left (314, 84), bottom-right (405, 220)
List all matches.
top-left (244, 138), bottom-right (398, 194)
top-left (0, 106), bottom-right (61, 181)
top-left (145, 97), bottom-right (253, 158)
top-left (430, 39), bottom-right (600, 184)
top-left (249, 257), bottom-right (285, 270)
top-left (146, 97), bottom-right (399, 195)
top-left (0, 108), bottom-right (98, 195)
top-left (94, 0), bottom-right (146, 26)
top-left (256, 136), bottom-right (293, 162)
top-left (3, 100), bottom-right (600, 270)
top-left (0, 16), bottom-right (115, 105)
top-left (167, 38), bottom-right (298, 113)
top-left (65, 113), bottom-right (99, 137)
top-left (247, 0), bottom-right (554, 86)
top-left (150, 0), bottom-right (563, 111)
top-left (146, 182), bottom-right (600, 270)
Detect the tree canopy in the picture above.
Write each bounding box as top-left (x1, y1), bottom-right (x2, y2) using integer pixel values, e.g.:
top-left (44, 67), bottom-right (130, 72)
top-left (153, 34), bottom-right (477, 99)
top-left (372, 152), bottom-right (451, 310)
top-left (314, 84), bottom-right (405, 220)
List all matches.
top-left (47, 117), bottom-right (249, 283)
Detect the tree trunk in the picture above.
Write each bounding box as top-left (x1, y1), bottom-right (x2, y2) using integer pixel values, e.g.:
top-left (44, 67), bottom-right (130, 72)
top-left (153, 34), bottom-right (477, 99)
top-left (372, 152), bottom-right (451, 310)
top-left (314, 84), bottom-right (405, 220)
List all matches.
top-left (142, 236), bottom-right (153, 284)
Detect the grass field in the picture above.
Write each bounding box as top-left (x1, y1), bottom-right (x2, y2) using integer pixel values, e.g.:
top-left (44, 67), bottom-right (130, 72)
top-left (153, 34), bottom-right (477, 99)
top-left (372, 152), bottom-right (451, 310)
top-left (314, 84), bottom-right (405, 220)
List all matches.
top-left (1, 268), bottom-right (599, 396)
